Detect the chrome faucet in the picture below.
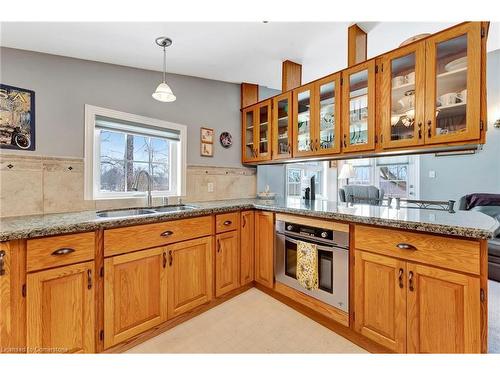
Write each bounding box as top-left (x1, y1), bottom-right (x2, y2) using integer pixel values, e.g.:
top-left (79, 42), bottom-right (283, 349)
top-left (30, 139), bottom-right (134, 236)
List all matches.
top-left (132, 170), bottom-right (153, 207)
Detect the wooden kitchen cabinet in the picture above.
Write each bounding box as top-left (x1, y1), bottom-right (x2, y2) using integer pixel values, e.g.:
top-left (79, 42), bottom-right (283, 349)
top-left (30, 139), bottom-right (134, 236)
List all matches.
top-left (406, 263), bottom-right (480, 353)
top-left (240, 210), bottom-right (255, 285)
top-left (103, 247), bottom-right (168, 349)
top-left (292, 83), bottom-right (316, 157)
top-left (341, 60), bottom-right (376, 153)
top-left (272, 92), bottom-right (293, 160)
top-left (166, 236), bottom-right (213, 318)
top-left (379, 42), bottom-right (426, 149)
top-left (424, 22), bottom-right (482, 145)
top-left (215, 231), bottom-right (240, 297)
top-left (354, 248), bottom-right (481, 353)
top-left (242, 100), bottom-right (272, 163)
top-left (27, 261), bottom-right (95, 353)
top-left (354, 250), bottom-right (407, 353)
top-left (254, 211), bottom-right (274, 288)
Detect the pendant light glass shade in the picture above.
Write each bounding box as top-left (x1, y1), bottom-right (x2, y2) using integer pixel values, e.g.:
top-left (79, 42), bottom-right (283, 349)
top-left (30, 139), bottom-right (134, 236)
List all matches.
top-left (152, 82), bottom-right (176, 102)
top-left (153, 37), bottom-right (176, 103)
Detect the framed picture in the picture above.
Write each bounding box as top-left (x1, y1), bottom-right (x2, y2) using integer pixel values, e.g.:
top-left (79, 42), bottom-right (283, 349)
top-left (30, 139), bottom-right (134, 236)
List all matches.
top-left (201, 142), bottom-right (213, 157)
top-left (200, 127), bottom-right (214, 144)
top-left (0, 84), bottom-right (35, 151)
top-left (219, 131), bottom-right (233, 148)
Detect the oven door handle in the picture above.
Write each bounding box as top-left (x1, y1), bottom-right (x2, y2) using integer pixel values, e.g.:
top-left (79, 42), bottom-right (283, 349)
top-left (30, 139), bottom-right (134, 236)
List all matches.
top-left (284, 235), bottom-right (339, 252)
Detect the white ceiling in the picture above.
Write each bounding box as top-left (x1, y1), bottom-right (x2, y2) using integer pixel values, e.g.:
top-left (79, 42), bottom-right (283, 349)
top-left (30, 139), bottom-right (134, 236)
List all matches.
top-left (1, 22), bottom-right (499, 89)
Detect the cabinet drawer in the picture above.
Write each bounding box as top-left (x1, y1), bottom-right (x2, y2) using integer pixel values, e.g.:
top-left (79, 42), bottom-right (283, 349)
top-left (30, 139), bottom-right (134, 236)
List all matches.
top-left (104, 215), bottom-right (213, 257)
top-left (215, 212), bottom-right (239, 233)
top-left (27, 232), bottom-right (95, 272)
top-left (354, 225), bottom-right (480, 275)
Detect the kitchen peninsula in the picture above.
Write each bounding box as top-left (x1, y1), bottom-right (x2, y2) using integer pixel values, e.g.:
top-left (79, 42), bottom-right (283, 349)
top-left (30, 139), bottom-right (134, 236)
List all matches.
top-left (1, 198), bottom-right (496, 353)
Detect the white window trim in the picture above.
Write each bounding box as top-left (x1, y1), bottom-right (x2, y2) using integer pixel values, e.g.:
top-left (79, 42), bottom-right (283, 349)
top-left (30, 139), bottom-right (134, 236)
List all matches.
top-left (84, 104), bottom-right (187, 200)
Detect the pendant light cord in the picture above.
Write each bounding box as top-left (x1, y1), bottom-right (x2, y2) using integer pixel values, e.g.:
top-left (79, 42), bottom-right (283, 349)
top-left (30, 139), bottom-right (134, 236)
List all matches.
top-left (162, 45), bottom-right (167, 83)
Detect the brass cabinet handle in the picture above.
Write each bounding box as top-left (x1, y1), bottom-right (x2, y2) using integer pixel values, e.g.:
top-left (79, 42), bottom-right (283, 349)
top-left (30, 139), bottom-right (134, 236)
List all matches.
top-left (163, 252), bottom-right (167, 268)
top-left (396, 243), bottom-right (417, 251)
top-left (0, 250), bottom-right (6, 276)
top-left (343, 134), bottom-right (347, 148)
top-left (160, 230), bottom-right (173, 237)
top-left (223, 220), bottom-right (232, 226)
top-left (408, 271), bottom-right (415, 291)
top-left (398, 268), bottom-right (404, 289)
top-left (217, 239), bottom-right (221, 253)
top-left (418, 122), bottom-right (422, 139)
top-left (168, 250), bottom-right (173, 266)
top-left (51, 247), bottom-right (75, 256)
top-left (87, 269), bottom-right (92, 290)
top-left (427, 120), bottom-right (432, 138)
top-left (242, 215), bottom-right (246, 228)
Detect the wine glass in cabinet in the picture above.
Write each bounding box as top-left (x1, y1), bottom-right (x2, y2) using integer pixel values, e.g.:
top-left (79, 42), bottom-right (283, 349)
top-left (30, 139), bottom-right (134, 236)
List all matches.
top-left (424, 22), bottom-right (481, 144)
top-left (380, 42), bottom-right (425, 149)
top-left (342, 60), bottom-right (376, 152)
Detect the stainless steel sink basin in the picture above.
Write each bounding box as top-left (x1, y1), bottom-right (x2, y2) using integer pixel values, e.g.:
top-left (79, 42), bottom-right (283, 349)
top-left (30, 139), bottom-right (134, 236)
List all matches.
top-left (153, 205), bottom-right (197, 213)
top-left (96, 208), bottom-right (156, 218)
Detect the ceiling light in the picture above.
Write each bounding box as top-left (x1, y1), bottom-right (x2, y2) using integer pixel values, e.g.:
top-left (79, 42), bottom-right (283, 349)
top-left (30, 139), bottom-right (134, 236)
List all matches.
top-left (152, 37), bottom-right (176, 103)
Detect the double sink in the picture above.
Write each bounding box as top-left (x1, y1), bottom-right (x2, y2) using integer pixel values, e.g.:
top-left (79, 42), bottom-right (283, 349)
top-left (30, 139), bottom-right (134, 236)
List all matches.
top-left (96, 204), bottom-right (198, 218)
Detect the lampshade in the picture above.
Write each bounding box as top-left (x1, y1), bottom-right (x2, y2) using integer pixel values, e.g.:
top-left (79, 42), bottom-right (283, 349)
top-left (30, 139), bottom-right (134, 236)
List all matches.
top-left (152, 82), bottom-right (176, 102)
top-left (338, 163), bottom-right (356, 180)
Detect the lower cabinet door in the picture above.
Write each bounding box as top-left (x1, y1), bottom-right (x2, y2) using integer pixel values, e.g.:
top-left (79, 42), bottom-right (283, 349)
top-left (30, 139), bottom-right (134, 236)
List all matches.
top-left (240, 210), bottom-right (255, 285)
top-left (167, 236), bottom-right (213, 318)
top-left (354, 250), bottom-right (407, 353)
top-left (406, 263), bottom-right (481, 353)
top-left (254, 211), bottom-right (274, 288)
top-left (104, 247), bottom-right (168, 349)
top-left (27, 261), bottom-right (95, 353)
top-left (215, 231), bottom-right (240, 297)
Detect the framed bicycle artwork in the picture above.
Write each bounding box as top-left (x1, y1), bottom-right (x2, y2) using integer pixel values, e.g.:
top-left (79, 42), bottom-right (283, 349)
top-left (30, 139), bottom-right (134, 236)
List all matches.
top-left (0, 84), bottom-right (36, 151)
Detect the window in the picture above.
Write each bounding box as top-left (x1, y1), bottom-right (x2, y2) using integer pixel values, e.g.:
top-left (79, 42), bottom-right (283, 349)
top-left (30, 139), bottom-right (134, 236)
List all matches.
top-left (286, 162), bottom-right (327, 199)
top-left (339, 156), bottom-right (419, 199)
top-left (85, 105), bottom-right (187, 200)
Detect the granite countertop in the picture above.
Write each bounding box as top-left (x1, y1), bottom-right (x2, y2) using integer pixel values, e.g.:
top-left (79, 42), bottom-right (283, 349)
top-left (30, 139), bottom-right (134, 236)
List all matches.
top-left (1, 198), bottom-right (498, 241)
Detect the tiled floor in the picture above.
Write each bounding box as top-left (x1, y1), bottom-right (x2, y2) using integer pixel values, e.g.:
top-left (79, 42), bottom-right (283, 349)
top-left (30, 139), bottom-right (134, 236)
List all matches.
top-left (127, 288), bottom-right (366, 353)
top-left (489, 280), bottom-right (500, 353)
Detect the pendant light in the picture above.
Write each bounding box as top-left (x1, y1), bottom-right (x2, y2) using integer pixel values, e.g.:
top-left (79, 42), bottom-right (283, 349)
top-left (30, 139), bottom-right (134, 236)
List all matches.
top-left (152, 37), bottom-right (176, 102)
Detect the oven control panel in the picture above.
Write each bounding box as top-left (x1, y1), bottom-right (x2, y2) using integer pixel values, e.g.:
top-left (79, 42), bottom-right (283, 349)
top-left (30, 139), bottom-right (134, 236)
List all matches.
top-left (280, 221), bottom-right (349, 248)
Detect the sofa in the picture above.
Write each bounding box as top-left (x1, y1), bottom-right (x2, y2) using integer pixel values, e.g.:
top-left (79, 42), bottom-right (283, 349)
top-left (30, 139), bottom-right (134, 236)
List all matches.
top-left (339, 185), bottom-right (384, 206)
top-left (459, 194), bottom-right (500, 282)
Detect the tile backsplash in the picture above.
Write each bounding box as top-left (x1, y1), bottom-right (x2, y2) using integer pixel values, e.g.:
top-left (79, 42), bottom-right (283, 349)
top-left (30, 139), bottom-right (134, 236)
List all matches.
top-left (0, 154), bottom-right (256, 218)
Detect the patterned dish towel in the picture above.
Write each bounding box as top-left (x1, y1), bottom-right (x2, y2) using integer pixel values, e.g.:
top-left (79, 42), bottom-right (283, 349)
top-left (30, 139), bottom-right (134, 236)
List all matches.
top-left (296, 240), bottom-right (319, 291)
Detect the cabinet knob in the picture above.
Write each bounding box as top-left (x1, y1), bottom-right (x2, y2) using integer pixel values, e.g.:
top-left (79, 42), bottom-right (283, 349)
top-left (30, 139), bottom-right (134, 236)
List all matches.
top-left (0, 250), bottom-right (6, 276)
top-left (223, 220), bottom-right (232, 226)
top-left (408, 271), bottom-right (415, 291)
top-left (160, 230), bottom-right (174, 237)
top-left (51, 247), bottom-right (75, 256)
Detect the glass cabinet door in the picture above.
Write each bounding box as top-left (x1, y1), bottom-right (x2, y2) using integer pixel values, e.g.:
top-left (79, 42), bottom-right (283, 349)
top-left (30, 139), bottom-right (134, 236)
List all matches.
top-left (255, 101), bottom-right (271, 161)
top-left (314, 73), bottom-right (341, 154)
top-left (242, 107), bottom-right (256, 162)
top-left (380, 43), bottom-right (425, 149)
top-left (272, 92), bottom-right (292, 159)
top-left (292, 84), bottom-right (316, 156)
top-left (424, 23), bottom-right (481, 144)
top-left (342, 60), bottom-right (375, 152)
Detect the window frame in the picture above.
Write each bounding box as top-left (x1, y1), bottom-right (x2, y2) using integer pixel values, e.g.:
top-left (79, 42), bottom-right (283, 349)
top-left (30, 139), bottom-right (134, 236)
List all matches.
top-left (84, 105), bottom-right (187, 200)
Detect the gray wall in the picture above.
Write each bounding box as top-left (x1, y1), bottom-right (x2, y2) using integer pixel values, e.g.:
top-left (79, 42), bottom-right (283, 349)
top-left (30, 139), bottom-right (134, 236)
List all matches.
top-left (0, 47), bottom-right (243, 167)
top-left (419, 49), bottom-right (500, 204)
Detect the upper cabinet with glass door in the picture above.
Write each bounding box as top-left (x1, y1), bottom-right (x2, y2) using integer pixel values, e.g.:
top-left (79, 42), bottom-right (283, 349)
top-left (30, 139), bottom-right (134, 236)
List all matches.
top-left (241, 100), bottom-right (272, 163)
top-left (314, 73), bottom-right (342, 155)
top-left (342, 60), bottom-right (376, 153)
top-left (424, 22), bottom-right (482, 144)
top-left (292, 83), bottom-right (316, 157)
top-left (272, 92), bottom-right (292, 160)
top-left (380, 42), bottom-right (426, 149)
